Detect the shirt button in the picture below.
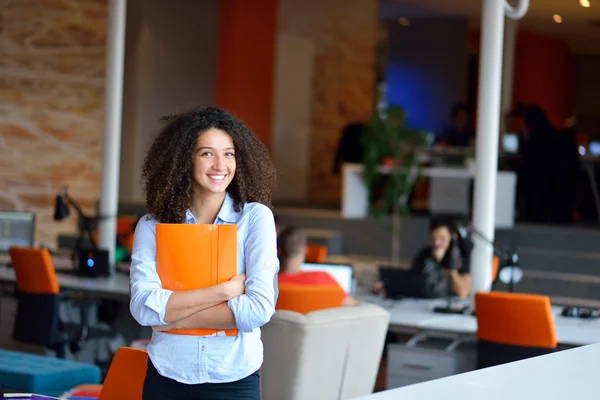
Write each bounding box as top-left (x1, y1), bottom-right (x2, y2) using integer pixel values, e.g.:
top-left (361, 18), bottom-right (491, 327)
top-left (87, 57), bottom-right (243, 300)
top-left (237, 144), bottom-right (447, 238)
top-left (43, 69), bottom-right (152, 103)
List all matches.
top-left (201, 346), bottom-right (205, 351)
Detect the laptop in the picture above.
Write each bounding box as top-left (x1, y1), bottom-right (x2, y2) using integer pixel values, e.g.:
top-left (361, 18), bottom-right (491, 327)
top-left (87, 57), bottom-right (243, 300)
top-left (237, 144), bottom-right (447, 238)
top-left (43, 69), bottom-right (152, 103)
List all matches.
top-left (378, 266), bottom-right (433, 299)
top-left (300, 262), bottom-right (353, 293)
top-left (0, 211), bottom-right (36, 253)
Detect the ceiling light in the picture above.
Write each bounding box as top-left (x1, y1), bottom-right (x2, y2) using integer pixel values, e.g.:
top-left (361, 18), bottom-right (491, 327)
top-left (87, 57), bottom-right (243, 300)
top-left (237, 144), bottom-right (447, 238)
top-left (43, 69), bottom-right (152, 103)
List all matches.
top-left (553, 14), bottom-right (563, 23)
top-left (398, 17), bottom-right (410, 27)
top-left (580, 0), bottom-right (591, 8)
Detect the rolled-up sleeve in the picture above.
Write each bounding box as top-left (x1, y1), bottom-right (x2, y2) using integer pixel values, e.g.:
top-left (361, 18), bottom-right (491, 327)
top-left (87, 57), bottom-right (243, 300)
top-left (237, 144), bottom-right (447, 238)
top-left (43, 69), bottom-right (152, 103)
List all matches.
top-left (227, 205), bottom-right (279, 333)
top-left (129, 215), bottom-right (173, 326)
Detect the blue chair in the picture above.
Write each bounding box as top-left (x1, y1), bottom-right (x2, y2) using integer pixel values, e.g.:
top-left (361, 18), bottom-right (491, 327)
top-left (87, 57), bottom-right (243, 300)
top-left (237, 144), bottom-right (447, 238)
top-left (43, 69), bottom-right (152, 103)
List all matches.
top-left (0, 349), bottom-right (100, 396)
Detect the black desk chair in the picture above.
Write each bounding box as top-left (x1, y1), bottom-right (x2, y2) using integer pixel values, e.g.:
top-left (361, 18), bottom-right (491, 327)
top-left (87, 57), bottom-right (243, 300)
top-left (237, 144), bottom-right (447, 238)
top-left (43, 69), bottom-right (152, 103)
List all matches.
top-left (9, 246), bottom-right (114, 359)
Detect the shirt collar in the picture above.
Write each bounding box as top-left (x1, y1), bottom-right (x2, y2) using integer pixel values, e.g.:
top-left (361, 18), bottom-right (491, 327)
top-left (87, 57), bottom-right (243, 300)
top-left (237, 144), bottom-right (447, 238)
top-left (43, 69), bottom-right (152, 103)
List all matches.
top-left (185, 192), bottom-right (238, 224)
top-left (216, 192), bottom-right (237, 223)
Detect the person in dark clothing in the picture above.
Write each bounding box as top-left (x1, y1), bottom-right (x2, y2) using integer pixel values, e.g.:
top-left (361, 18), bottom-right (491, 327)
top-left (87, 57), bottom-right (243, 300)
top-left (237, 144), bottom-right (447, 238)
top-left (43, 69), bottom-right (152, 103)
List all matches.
top-left (520, 105), bottom-right (580, 224)
top-left (436, 103), bottom-right (475, 147)
top-left (332, 122), bottom-right (365, 174)
top-left (372, 217), bottom-right (473, 298)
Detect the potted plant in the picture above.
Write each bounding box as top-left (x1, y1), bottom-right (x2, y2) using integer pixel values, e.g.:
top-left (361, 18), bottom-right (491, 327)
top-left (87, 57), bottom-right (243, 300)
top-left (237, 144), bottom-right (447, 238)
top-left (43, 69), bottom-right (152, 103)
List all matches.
top-left (361, 102), bottom-right (427, 261)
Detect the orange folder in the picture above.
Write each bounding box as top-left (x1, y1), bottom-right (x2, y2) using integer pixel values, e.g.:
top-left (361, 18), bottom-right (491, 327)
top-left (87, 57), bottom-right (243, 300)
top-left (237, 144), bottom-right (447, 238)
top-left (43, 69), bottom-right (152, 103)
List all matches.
top-left (156, 223), bottom-right (237, 336)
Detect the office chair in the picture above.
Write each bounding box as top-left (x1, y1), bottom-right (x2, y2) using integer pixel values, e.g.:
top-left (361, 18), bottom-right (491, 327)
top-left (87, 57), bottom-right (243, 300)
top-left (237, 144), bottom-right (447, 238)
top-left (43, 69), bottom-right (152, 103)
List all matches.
top-left (475, 291), bottom-right (556, 369)
top-left (305, 244), bottom-right (327, 263)
top-left (9, 247), bottom-right (115, 359)
top-left (98, 347), bottom-right (148, 400)
top-left (490, 255), bottom-right (500, 290)
top-left (64, 347), bottom-right (148, 400)
top-left (262, 304), bottom-right (390, 400)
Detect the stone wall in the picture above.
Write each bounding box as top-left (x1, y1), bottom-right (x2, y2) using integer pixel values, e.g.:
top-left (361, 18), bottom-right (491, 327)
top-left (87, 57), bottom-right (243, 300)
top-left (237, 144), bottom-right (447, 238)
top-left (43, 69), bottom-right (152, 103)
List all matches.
top-left (0, 0), bottom-right (106, 247)
top-left (279, 0), bottom-right (377, 205)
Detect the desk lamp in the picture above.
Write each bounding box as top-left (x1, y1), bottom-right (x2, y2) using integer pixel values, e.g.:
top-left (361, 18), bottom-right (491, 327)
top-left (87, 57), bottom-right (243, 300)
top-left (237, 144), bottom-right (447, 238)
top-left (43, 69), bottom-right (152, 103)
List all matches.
top-left (53, 188), bottom-right (110, 277)
top-left (54, 189), bottom-right (97, 250)
top-left (461, 222), bottom-right (523, 292)
top-left (497, 246), bottom-right (523, 292)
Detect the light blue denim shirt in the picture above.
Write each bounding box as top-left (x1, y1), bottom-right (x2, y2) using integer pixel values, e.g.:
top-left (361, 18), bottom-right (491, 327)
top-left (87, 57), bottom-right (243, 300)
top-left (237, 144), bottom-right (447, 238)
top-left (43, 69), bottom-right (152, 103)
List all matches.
top-left (129, 193), bottom-right (279, 384)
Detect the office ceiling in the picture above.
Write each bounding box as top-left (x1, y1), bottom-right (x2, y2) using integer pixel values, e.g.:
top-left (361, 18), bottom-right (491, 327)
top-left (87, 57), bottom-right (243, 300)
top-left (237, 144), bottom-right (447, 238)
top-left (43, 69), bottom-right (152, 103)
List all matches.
top-left (379, 0), bottom-right (600, 54)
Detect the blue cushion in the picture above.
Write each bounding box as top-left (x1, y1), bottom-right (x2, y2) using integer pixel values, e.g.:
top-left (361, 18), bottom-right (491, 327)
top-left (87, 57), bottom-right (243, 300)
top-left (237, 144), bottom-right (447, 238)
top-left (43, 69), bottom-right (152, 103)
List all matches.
top-left (0, 349), bottom-right (100, 396)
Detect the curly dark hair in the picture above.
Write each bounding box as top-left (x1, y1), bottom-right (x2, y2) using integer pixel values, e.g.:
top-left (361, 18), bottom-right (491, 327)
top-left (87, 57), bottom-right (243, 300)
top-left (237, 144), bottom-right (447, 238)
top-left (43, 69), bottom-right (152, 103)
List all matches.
top-left (141, 106), bottom-right (276, 223)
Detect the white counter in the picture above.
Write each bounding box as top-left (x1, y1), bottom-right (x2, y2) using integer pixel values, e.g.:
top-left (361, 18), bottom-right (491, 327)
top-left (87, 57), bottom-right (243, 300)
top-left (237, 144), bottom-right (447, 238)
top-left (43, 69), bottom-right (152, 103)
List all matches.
top-left (353, 342), bottom-right (600, 400)
top-left (341, 163), bottom-right (516, 228)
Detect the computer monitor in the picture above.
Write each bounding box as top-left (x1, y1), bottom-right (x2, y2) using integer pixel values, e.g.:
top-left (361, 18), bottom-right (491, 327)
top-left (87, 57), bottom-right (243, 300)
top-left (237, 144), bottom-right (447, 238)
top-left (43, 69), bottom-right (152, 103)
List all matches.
top-left (502, 132), bottom-right (519, 153)
top-left (378, 266), bottom-right (433, 299)
top-left (0, 211), bottom-right (36, 253)
top-left (589, 141), bottom-right (600, 157)
top-left (301, 263), bottom-right (353, 293)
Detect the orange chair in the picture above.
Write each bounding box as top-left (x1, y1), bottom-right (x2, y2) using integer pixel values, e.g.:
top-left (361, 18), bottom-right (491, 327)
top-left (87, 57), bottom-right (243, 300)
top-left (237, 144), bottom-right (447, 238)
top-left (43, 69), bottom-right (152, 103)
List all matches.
top-left (491, 255), bottom-right (500, 283)
top-left (61, 384), bottom-right (103, 398)
top-left (475, 291), bottom-right (556, 368)
top-left (93, 215), bottom-right (137, 254)
top-left (305, 244), bottom-right (327, 263)
top-left (276, 283), bottom-right (345, 314)
top-left (98, 347), bottom-right (148, 400)
top-left (116, 216), bottom-right (137, 254)
top-left (9, 247), bottom-right (114, 358)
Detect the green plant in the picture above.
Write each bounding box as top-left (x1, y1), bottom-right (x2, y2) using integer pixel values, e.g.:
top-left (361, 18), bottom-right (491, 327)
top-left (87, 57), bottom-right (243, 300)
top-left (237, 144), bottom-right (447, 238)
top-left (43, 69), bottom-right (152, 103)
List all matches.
top-left (362, 104), bottom-right (427, 216)
top-left (361, 103), bottom-right (427, 260)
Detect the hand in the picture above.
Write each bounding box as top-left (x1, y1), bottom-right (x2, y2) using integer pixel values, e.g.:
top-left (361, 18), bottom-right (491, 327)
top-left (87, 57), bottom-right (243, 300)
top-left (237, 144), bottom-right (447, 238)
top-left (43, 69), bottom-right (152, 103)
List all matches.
top-left (342, 296), bottom-right (362, 306)
top-left (371, 281), bottom-right (384, 294)
top-left (220, 273), bottom-right (246, 300)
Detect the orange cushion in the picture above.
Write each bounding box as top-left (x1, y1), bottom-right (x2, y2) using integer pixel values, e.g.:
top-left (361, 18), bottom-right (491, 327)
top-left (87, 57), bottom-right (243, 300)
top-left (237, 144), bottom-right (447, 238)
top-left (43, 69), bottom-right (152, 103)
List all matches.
top-left (276, 283), bottom-right (344, 314)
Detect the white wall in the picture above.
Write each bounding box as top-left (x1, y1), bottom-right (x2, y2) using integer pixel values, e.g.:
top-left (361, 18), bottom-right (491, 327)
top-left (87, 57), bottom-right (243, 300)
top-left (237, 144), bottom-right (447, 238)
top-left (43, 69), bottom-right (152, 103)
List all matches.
top-left (119, 0), bottom-right (220, 203)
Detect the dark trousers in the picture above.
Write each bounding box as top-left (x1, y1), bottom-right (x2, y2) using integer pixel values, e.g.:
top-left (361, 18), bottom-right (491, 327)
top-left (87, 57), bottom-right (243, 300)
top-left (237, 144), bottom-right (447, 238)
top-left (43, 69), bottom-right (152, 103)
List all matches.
top-left (143, 360), bottom-right (260, 400)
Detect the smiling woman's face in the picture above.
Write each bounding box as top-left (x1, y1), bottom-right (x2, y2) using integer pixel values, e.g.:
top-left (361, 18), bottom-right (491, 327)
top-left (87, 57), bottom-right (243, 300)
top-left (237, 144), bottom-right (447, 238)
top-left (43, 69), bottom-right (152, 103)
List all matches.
top-left (192, 128), bottom-right (236, 196)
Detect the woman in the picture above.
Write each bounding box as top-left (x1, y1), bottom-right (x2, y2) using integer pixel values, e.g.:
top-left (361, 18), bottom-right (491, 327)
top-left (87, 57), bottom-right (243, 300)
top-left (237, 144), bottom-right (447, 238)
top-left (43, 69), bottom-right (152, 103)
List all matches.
top-left (372, 217), bottom-right (472, 298)
top-left (129, 106), bottom-right (278, 399)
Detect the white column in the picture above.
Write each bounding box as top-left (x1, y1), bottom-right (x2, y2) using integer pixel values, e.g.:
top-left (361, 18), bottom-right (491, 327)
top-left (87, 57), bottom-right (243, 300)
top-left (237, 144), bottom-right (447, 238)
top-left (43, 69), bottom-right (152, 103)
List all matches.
top-left (471, 0), bottom-right (529, 293)
top-left (99, 0), bottom-right (127, 273)
top-left (470, 0), bottom-right (506, 293)
top-left (500, 18), bottom-right (518, 133)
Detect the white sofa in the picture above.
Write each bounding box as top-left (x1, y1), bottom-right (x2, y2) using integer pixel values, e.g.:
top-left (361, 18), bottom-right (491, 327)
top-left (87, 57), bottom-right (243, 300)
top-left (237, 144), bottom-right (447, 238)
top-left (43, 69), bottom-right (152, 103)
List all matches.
top-left (261, 303), bottom-right (390, 400)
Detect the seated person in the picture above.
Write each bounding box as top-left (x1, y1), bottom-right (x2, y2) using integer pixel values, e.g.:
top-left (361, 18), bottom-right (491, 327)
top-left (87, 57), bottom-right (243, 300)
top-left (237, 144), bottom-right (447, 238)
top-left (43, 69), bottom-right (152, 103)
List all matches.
top-left (372, 218), bottom-right (473, 298)
top-left (435, 103), bottom-right (475, 148)
top-left (278, 227), bottom-right (360, 306)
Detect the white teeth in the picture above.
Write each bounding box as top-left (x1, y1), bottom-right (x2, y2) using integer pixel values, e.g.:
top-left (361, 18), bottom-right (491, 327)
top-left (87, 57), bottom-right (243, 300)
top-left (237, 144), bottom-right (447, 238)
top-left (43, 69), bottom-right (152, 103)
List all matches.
top-left (208, 175), bottom-right (225, 181)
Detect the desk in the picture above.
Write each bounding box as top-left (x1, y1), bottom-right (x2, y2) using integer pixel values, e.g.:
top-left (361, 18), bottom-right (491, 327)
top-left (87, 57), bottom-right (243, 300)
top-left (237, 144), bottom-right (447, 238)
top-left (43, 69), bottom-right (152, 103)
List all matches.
top-left (0, 252), bottom-right (131, 300)
top-left (0, 255), bottom-right (137, 351)
top-left (0, 266), bottom-right (130, 300)
top-left (361, 295), bottom-right (600, 346)
top-left (355, 342), bottom-right (600, 400)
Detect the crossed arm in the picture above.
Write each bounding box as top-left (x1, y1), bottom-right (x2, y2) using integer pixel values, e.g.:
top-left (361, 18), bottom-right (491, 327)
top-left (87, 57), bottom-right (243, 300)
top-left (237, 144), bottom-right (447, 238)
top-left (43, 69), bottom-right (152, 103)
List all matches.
top-left (129, 208), bottom-right (279, 333)
top-left (155, 275), bottom-right (246, 331)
